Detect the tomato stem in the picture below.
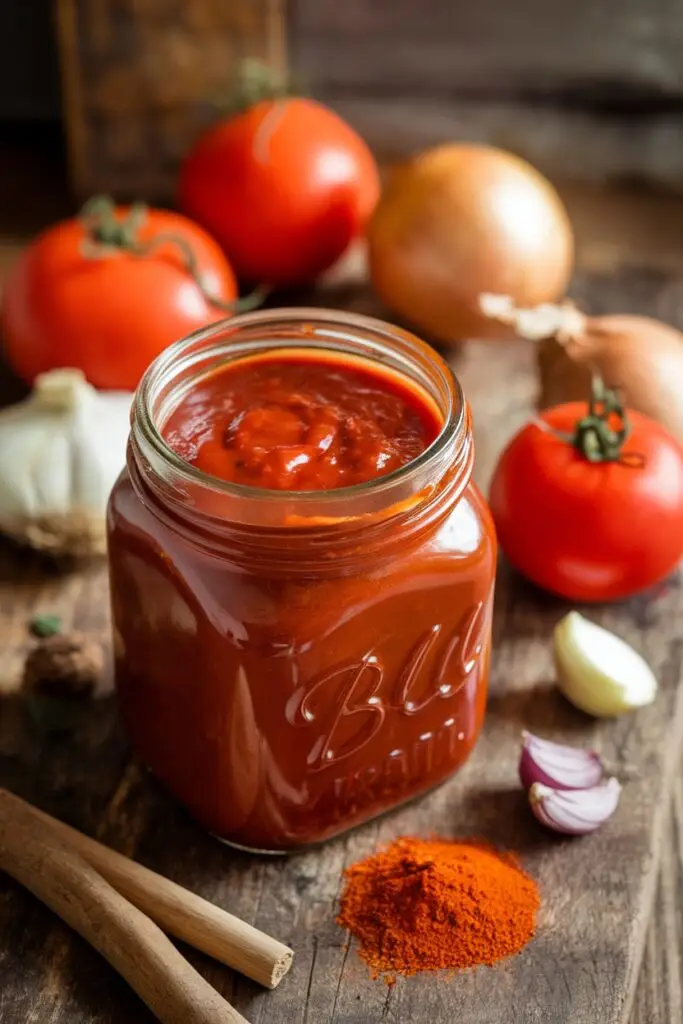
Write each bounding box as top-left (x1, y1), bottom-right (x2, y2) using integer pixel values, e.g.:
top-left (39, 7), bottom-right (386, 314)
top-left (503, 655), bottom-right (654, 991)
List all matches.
top-left (572, 376), bottom-right (633, 463)
top-left (79, 196), bottom-right (268, 315)
top-left (211, 58), bottom-right (300, 118)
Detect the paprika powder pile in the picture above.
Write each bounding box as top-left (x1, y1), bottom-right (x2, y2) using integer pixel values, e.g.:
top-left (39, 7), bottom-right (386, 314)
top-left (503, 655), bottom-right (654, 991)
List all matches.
top-left (337, 836), bottom-right (540, 976)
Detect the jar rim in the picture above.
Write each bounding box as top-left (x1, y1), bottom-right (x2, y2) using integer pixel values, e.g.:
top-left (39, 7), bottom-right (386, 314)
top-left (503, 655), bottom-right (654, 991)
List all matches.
top-left (133, 306), bottom-right (467, 510)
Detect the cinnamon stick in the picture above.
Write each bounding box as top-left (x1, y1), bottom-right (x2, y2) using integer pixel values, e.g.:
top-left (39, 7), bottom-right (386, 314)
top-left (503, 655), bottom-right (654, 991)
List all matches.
top-left (0, 788), bottom-right (293, 989)
top-left (0, 789), bottom-right (247, 1024)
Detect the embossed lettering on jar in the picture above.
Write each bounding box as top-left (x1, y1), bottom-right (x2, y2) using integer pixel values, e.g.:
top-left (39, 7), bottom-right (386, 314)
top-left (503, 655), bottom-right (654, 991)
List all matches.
top-left (107, 309), bottom-right (497, 852)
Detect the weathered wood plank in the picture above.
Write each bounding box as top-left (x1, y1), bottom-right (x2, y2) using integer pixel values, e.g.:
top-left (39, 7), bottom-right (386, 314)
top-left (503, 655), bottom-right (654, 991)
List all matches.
top-left (293, 0), bottom-right (683, 99)
top-left (292, 0), bottom-right (683, 184)
top-left (0, 266), bottom-right (682, 1022)
top-left (299, 97), bottom-right (683, 187)
top-left (631, 772), bottom-right (683, 1024)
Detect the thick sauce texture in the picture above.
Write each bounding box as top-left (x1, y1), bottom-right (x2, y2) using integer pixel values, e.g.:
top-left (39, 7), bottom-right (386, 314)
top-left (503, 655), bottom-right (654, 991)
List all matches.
top-left (108, 351), bottom-right (496, 851)
top-left (163, 354), bottom-right (442, 490)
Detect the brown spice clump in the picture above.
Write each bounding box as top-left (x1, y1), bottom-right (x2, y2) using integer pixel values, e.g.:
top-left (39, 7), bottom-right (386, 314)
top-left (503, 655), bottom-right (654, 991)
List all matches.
top-left (337, 836), bottom-right (539, 978)
top-left (22, 632), bottom-right (104, 699)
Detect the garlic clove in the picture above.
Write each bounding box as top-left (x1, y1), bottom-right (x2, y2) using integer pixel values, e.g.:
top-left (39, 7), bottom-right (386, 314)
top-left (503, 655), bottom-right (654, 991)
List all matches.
top-left (529, 778), bottom-right (622, 835)
top-left (519, 731), bottom-right (604, 791)
top-left (554, 611), bottom-right (658, 717)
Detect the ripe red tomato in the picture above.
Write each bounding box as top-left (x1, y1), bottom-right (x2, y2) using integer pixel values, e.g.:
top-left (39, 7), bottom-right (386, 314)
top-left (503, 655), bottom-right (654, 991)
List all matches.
top-left (178, 98), bottom-right (380, 287)
top-left (489, 402), bottom-right (683, 602)
top-left (1, 205), bottom-right (238, 391)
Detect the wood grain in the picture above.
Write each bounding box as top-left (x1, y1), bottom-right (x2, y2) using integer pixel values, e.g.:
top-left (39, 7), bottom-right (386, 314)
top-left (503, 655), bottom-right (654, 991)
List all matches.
top-left (631, 773), bottom-right (683, 1023)
top-left (292, 0), bottom-right (683, 184)
top-left (294, 0), bottom-right (683, 98)
top-left (0, 266), bottom-right (682, 1022)
top-left (311, 97), bottom-right (683, 187)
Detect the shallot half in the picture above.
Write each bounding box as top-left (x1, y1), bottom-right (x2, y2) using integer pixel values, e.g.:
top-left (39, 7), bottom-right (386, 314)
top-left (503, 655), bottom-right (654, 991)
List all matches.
top-left (529, 778), bottom-right (622, 836)
top-left (519, 731), bottom-right (605, 791)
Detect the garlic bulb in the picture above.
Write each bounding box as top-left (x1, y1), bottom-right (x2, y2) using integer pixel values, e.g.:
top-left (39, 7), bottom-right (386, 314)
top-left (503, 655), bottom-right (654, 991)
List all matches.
top-left (0, 369), bottom-right (132, 556)
top-left (554, 611), bottom-right (658, 717)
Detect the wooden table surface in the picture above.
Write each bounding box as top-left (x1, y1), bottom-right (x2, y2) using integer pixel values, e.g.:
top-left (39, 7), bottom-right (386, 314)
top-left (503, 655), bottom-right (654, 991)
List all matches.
top-left (0, 157), bottom-right (683, 1022)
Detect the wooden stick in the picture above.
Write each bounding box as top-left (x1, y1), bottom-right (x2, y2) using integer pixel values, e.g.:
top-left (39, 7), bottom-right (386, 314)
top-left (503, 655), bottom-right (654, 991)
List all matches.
top-left (0, 791), bottom-right (247, 1024)
top-left (0, 789), bottom-right (293, 989)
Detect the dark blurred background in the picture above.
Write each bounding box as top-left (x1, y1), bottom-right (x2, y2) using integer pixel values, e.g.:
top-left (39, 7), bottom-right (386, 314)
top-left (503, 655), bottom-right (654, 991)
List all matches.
top-left (6, 1), bottom-right (683, 196)
top-left (3, 1), bottom-right (683, 279)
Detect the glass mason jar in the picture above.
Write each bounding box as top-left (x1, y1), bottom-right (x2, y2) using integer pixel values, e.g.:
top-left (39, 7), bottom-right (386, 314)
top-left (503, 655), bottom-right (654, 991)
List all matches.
top-left (107, 309), bottom-right (497, 852)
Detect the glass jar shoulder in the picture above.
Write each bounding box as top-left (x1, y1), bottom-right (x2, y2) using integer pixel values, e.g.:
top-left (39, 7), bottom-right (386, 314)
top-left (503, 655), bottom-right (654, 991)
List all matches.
top-left (426, 481), bottom-right (496, 566)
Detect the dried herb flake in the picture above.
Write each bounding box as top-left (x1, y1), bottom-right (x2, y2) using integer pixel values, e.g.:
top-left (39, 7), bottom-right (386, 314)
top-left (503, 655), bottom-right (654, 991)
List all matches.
top-left (29, 614), bottom-right (62, 638)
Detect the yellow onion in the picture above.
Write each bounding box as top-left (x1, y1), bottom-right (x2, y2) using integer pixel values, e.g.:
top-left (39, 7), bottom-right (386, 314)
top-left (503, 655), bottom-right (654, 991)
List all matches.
top-left (482, 294), bottom-right (683, 443)
top-left (367, 144), bottom-right (574, 343)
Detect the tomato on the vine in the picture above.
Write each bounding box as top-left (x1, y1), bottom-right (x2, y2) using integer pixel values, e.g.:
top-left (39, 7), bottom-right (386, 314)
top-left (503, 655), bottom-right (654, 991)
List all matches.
top-left (1, 200), bottom-right (238, 391)
top-left (178, 97), bottom-right (380, 288)
top-left (489, 390), bottom-right (683, 602)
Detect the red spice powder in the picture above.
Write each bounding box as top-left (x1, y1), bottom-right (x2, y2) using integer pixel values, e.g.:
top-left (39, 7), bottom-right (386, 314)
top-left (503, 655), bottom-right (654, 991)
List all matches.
top-left (337, 836), bottom-right (540, 977)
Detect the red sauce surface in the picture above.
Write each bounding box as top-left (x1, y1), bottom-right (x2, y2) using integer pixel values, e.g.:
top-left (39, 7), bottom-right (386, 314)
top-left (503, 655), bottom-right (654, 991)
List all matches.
top-left (163, 353), bottom-right (442, 490)
top-left (108, 348), bottom-right (496, 851)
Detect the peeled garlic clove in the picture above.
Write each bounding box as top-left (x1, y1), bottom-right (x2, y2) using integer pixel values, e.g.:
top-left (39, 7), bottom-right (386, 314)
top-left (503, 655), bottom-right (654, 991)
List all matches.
top-left (529, 778), bottom-right (622, 835)
top-left (519, 731), bottom-right (604, 791)
top-left (554, 611), bottom-right (657, 717)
